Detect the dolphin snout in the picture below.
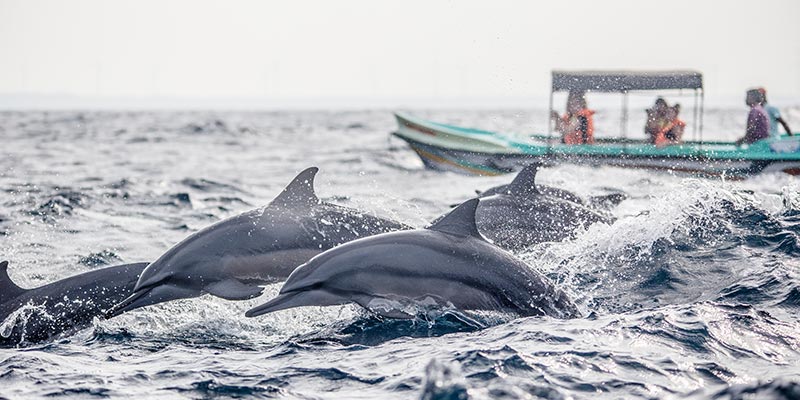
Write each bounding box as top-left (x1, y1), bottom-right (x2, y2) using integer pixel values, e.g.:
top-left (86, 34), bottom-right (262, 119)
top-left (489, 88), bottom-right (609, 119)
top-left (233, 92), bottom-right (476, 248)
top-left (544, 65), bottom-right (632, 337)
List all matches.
top-left (246, 289), bottom-right (349, 317)
top-left (104, 283), bottom-right (199, 319)
top-left (105, 288), bottom-right (151, 319)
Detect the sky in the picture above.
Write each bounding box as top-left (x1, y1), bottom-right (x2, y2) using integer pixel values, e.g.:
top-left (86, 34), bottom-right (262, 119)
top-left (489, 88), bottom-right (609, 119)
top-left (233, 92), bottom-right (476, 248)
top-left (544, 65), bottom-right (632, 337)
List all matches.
top-left (0, 0), bottom-right (798, 108)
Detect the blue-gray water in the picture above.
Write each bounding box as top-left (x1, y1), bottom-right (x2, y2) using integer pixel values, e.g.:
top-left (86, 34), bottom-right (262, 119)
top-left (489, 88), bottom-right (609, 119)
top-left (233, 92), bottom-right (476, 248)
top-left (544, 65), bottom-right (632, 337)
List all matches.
top-left (1, 110), bottom-right (800, 399)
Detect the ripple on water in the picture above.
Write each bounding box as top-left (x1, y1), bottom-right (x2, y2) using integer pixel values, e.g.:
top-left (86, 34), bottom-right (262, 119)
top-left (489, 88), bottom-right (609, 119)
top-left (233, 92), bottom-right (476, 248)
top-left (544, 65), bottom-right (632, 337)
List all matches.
top-left (2, 110), bottom-right (800, 399)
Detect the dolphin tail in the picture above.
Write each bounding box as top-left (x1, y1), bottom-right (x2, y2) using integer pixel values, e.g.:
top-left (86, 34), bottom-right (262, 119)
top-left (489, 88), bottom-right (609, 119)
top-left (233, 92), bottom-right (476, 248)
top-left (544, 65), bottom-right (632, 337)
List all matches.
top-left (245, 289), bottom-right (349, 317)
top-left (105, 284), bottom-right (199, 319)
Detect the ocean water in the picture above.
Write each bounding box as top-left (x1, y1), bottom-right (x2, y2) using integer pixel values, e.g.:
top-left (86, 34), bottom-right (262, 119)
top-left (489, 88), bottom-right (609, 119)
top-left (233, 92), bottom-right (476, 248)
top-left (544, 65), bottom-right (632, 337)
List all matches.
top-left (1, 109), bottom-right (800, 399)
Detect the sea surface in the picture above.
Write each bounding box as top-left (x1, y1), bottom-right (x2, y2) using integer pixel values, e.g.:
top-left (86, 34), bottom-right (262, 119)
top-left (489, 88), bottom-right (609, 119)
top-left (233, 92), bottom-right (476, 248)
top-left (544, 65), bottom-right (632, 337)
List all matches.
top-left (1, 108), bottom-right (800, 399)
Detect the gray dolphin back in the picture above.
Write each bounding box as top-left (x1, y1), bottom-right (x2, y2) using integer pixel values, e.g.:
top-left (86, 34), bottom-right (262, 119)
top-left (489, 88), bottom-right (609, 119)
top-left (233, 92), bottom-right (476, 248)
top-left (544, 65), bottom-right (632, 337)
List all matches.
top-left (108, 166), bottom-right (411, 317)
top-left (247, 198), bottom-right (580, 320)
top-left (476, 193), bottom-right (609, 251)
top-left (1, 261), bottom-right (148, 347)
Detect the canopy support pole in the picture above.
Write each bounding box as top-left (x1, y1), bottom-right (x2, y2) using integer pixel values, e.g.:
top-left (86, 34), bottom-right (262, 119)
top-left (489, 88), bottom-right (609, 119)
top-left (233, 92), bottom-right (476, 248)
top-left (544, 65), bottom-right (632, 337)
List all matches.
top-left (699, 88), bottom-right (705, 148)
top-left (547, 89), bottom-right (554, 150)
top-left (692, 88), bottom-right (699, 141)
top-left (621, 91), bottom-right (629, 139)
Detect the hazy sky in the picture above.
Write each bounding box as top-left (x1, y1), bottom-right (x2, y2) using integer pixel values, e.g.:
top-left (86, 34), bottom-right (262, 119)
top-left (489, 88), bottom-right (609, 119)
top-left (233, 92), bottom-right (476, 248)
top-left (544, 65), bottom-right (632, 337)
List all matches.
top-left (1, 0), bottom-right (798, 107)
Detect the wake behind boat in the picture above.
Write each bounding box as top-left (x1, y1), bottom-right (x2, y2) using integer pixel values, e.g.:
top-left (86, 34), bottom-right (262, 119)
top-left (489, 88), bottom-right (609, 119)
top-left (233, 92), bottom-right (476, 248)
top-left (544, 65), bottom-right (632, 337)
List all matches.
top-left (392, 70), bottom-right (800, 178)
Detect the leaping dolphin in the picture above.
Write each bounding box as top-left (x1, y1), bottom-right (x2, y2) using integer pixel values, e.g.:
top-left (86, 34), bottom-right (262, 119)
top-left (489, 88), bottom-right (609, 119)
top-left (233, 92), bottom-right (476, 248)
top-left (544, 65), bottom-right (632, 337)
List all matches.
top-left (245, 198), bottom-right (580, 320)
top-left (446, 164), bottom-right (613, 251)
top-left (107, 167), bottom-right (411, 318)
top-left (0, 260), bottom-right (147, 346)
top-left (476, 164), bottom-right (627, 210)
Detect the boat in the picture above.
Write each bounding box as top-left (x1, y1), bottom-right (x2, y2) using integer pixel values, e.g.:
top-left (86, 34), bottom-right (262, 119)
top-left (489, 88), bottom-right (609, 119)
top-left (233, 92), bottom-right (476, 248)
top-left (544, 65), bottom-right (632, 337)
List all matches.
top-left (391, 70), bottom-right (800, 177)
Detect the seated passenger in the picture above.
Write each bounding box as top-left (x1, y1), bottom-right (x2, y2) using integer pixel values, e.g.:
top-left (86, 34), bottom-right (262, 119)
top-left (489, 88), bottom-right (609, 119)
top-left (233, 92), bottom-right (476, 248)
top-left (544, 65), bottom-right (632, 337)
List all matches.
top-left (758, 87), bottom-right (793, 138)
top-left (653, 104), bottom-right (685, 147)
top-left (551, 91), bottom-right (595, 145)
top-left (645, 97), bottom-right (669, 143)
top-left (735, 89), bottom-right (770, 146)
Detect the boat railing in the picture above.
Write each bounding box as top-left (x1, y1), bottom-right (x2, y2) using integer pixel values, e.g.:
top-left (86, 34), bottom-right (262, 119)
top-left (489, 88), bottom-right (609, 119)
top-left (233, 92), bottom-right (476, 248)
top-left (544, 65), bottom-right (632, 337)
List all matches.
top-left (528, 134), bottom-right (729, 147)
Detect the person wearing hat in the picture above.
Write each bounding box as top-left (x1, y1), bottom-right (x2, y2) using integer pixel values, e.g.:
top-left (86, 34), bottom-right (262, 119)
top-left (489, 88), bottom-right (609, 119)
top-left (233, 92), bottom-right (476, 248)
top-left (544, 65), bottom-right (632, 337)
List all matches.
top-left (758, 87), bottom-right (793, 138)
top-left (735, 89), bottom-right (770, 146)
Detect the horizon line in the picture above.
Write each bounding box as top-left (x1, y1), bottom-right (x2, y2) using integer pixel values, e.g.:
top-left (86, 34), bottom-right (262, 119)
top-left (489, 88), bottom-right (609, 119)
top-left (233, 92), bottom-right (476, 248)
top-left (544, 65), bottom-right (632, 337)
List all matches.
top-left (2, 93), bottom-right (800, 111)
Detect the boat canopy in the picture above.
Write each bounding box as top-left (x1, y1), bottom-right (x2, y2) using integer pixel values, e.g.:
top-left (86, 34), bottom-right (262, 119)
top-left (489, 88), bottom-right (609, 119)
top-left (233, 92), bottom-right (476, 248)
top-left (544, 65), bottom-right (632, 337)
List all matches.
top-left (548, 69), bottom-right (705, 142)
top-left (551, 70), bottom-right (703, 92)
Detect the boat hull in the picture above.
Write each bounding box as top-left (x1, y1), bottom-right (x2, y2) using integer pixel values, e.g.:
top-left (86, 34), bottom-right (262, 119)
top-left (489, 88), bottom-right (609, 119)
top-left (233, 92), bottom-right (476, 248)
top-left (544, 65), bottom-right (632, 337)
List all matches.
top-left (392, 113), bottom-right (800, 178)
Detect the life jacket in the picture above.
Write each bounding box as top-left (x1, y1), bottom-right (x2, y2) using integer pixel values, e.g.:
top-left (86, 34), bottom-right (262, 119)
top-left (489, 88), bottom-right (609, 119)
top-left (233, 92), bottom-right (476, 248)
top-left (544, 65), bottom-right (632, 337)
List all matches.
top-left (653, 118), bottom-right (686, 146)
top-left (645, 115), bottom-right (668, 140)
top-left (561, 109), bottom-right (595, 145)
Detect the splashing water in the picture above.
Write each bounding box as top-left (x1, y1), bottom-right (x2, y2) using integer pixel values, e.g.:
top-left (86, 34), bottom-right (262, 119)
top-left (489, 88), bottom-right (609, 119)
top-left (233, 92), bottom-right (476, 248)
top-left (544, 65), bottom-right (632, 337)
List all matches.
top-left (1, 110), bottom-right (800, 398)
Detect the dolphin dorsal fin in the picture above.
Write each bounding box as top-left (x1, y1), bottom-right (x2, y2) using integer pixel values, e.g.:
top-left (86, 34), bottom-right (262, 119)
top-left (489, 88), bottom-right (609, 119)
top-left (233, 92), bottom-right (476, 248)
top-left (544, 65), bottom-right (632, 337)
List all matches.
top-left (271, 167), bottom-right (320, 208)
top-left (0, 261), bottom-right (27, 303)
top-left (428, 198), bottom-right (483, 238)
top-left (507, 163), bottom-right (540, 197)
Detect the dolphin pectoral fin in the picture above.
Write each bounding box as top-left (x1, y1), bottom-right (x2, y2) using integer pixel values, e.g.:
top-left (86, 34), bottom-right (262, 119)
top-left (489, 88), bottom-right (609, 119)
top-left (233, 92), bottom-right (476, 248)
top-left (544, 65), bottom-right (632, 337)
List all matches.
top-left (205, 279), bottom-right (263, 300)
top-left (105, 284), bottom-right (198, 319)
top-left (245, 289), bottom-right (349, 317)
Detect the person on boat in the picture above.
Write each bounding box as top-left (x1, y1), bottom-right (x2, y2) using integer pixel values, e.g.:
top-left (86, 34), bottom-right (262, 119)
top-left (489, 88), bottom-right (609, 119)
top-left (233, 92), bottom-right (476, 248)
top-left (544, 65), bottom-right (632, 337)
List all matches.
top-left (645, 97), bottom-right (669, 142)
top-left (653, 104), bottom-right (686, 147)
top-left (551, 91), bottom-right (595, 145)
top-left (758, 88), bottom-right (793, 138)
top-left (735, 89), bottom-right (770, 146)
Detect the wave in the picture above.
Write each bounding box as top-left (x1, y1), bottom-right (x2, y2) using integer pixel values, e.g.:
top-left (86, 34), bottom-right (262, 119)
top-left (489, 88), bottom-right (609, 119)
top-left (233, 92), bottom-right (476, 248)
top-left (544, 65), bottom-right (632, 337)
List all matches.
top-left (521, 179), bottom-right (800, 314)
top-left (699, 379), bottom-right (800, 400)
top-left (77, 249), bottom-right (123, 267)
top-left (28, 190), bottom-right (90, 221)
top-left (293, 310), bottom-right (508, 348)
top-left (2, 111), bottom-right (800, 399)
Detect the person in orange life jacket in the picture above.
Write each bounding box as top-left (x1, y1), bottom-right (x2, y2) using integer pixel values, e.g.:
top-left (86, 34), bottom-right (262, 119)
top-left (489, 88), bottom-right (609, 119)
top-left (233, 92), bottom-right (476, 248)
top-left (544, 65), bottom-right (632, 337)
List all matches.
top-left (550, 91), bottom-right (595, 144)
top-left (645, 97), bottom-right (669, 143)
top-left (653, 104), bottom-right (686, 147)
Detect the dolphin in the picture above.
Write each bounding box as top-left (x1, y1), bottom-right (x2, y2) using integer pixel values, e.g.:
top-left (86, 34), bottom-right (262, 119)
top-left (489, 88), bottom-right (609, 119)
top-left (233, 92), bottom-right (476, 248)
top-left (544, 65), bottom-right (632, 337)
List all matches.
top-left (444, 164), bottom-right (613, 251)
top-left (0, 260), bottom-right (147, 346)
top-left (476, 164), bottom-right (627, 210)
top-left (107, 167), bottom-right (411, 318)
top-left (245, 198), bottom-right (580, 320)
